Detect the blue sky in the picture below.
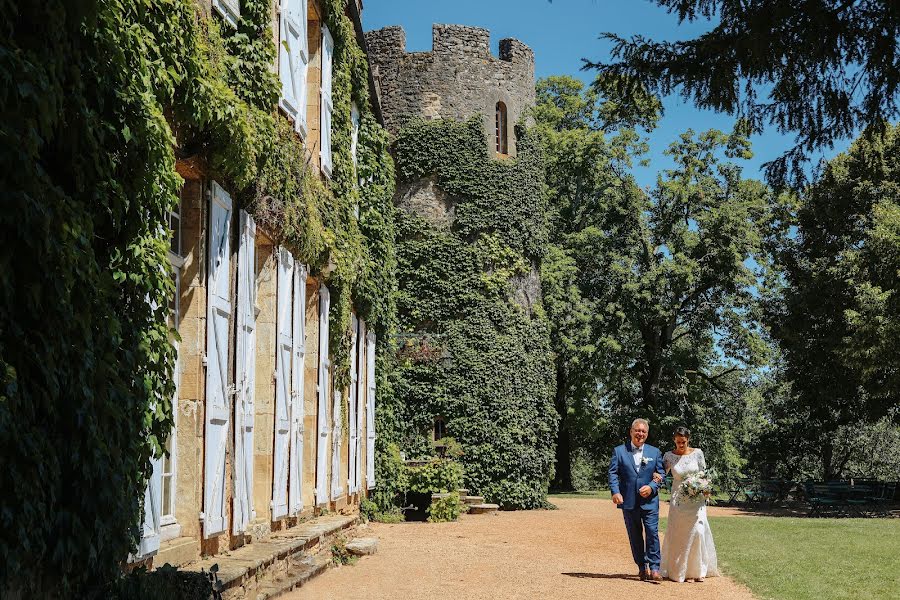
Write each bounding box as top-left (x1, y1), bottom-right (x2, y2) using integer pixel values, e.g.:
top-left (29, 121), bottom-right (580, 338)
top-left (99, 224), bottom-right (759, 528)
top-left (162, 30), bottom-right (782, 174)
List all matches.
top-left (363, 0), bottom-right (846, 190)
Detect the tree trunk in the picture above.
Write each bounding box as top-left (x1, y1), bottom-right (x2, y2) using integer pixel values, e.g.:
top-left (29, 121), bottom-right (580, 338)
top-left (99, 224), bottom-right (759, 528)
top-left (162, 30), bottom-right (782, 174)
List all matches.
top-left (551, 366), bottom-right (574, 491)
top-left (821, 439), bottom-right (834, 480)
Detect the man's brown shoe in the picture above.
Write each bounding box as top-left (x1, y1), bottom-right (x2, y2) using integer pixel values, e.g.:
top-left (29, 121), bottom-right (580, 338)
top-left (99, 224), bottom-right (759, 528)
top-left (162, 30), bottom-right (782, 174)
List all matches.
top-left (639, 568), bottom-right (649, 581)
top-left (650, 571), bottom-right (664, 582)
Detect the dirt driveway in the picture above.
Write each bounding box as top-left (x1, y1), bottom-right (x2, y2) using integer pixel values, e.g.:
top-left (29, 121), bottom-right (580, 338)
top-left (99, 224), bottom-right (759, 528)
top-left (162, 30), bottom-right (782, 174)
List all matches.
top-left (288, 497), bottom-right (755, 600)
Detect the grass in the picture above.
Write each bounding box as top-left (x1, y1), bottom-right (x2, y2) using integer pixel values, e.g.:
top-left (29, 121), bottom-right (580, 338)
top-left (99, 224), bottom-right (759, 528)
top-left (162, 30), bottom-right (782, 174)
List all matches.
top-left (548, 489), bottom-right (611, 500)
top-left (698, 516), bottom-right (899, 600)
top-left (554, 490), bottom-right (900, 599)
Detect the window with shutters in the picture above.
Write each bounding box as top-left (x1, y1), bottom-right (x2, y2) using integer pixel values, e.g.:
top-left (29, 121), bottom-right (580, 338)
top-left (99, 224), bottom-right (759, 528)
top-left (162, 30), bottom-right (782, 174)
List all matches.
top-left (279, 0), bottom-right (309, 136)
top-left (212, 0), bottom-right (240, 29)
top-left (495, 101), bottom-right (509, 155)
top-left (320, 25), bottom-right (334, 177)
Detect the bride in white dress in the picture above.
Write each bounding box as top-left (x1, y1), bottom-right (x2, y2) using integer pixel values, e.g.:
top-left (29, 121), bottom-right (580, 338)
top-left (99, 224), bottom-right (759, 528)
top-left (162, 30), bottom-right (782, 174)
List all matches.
top-left (659, 426), bottom-right (719, 582)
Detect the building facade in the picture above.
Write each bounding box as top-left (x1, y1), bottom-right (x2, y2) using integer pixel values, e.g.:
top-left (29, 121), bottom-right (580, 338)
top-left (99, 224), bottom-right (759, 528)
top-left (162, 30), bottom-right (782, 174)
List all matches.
top-left (133, 0), bottom-right (382, 570)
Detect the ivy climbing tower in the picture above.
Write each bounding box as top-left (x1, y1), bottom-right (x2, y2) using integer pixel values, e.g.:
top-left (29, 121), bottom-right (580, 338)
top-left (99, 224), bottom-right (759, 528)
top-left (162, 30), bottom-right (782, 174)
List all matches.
top-left (366, 24), bottom-right (557, 509)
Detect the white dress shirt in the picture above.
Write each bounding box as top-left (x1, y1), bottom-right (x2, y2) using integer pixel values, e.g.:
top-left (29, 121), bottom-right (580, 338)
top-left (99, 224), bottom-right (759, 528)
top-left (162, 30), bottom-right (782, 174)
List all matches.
top-left (631, 443), bottom-right (644, 469)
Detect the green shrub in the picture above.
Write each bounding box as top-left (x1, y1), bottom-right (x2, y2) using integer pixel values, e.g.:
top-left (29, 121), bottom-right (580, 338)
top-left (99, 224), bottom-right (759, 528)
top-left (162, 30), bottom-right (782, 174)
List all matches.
top-left (372, 509), bottom-right (406, 523)
top-left (427, 492), bottom-right (464, 523)
top-left (406, 459), bottom-right (464, 494)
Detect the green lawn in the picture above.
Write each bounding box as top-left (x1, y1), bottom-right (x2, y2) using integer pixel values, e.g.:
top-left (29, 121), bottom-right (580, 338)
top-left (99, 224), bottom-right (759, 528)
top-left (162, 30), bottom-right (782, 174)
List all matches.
top-left (703, 516), bottom-right (899, 600)
top-left (551, 490), bottom-right (900, 599)
top-left (548, 489), bottom-right (611, 500)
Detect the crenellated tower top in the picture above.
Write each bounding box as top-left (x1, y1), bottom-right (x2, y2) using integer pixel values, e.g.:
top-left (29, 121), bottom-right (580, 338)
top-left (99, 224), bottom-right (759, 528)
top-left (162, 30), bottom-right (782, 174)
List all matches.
top-left (365, 24), bottom-right (536, 156)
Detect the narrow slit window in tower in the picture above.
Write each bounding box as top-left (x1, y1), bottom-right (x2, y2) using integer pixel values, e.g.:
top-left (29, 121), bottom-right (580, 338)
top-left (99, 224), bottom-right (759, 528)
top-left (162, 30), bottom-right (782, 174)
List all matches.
top-left (495, 101), bottom-right (508, 155)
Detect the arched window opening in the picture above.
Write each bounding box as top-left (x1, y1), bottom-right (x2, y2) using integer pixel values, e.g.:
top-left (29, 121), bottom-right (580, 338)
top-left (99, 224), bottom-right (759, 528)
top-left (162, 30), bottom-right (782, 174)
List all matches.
top-left (495, 101), bottom-right (509, 155)
top-left (433, 416), bottom-right (447, 442)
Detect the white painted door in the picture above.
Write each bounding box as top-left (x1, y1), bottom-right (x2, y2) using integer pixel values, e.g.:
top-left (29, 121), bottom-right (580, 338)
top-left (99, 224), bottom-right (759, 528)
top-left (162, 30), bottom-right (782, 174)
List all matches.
top-left (315, 285), bottom-right (331, 505)
top-left (233, 210), bottom-right (257, 533)
top-left (366, 331), bottom-right (377, 488)
top-left (137, 453), bottom-right (163, 558)
top-left (204, 182), bottom-right (233, 538)
top-left (347, 315), bottom-right (359, 494)
top-left (272, 247), bottom-right (294, 519)
top-left (355, 319), bottom-right (366, 493)
top-left (289, 263), bottom-right (307, 514)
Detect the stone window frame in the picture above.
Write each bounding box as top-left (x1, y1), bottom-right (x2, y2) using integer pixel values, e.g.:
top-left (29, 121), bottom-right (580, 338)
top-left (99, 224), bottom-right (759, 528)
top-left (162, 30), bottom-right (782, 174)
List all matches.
top-left (161, 196), bottom-right (184, 541)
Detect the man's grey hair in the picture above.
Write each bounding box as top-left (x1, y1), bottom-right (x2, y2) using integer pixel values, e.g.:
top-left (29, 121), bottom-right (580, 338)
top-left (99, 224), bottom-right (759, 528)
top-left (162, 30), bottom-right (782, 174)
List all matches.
top-left (631, 418), bottom-right (650, 430)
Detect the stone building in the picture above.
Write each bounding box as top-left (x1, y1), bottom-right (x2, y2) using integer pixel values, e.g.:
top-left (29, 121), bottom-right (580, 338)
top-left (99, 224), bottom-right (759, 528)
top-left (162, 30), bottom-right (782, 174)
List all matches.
top-left (366, 24), bottom-right (536, 157)
top-left (128, 1), bottom-right (384, 595)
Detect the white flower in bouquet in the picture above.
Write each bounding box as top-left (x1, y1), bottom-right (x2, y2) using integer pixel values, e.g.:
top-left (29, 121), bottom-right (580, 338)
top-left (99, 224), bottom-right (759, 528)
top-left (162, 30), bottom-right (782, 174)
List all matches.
top-left (673, 470), bottom-right (714, 506)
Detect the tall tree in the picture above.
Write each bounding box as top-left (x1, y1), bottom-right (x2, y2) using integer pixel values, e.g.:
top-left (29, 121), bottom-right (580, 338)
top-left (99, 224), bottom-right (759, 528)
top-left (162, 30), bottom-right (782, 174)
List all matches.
top-left (535, 76), bottom-right (770, 487)
top-left (590, 0), bottom-right (900, 187)
top-left (769, 124), bottom-right (900, 477)
top-left (534, 75), bottom-right (652, 489)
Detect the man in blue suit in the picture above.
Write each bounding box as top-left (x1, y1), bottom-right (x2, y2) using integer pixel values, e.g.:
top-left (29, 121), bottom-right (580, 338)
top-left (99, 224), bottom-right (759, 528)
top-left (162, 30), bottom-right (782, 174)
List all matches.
top-left (609, 418), bottom-right (666, 582)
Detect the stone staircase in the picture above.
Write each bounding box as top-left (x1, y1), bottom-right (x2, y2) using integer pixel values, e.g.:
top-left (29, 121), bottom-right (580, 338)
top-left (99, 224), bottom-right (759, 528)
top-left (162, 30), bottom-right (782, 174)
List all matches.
top-left (179, 514), bottom-right (359, 599)
top-left (432, 489), bottom-right (499, 516)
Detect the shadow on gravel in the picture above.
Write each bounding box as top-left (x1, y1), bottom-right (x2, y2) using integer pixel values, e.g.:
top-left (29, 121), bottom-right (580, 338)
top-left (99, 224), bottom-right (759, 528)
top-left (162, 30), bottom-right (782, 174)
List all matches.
top-left (562, 572), bottom-right (644, 581)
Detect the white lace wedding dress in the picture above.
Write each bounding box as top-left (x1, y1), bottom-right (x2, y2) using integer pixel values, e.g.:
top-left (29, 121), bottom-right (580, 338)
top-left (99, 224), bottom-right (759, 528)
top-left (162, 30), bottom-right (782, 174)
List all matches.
top-left (660, 449), bottom-right (719, 582)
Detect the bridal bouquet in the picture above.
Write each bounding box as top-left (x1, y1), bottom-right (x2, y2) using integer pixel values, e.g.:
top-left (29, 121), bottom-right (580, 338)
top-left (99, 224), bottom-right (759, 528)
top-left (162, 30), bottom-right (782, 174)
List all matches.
top-left (674, 470), bottom-right (714, 505)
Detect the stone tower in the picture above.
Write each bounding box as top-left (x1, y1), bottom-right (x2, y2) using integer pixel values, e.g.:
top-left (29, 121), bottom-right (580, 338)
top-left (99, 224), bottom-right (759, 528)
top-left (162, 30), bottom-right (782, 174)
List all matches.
top-left (365, 24), bottom-right (536, 156)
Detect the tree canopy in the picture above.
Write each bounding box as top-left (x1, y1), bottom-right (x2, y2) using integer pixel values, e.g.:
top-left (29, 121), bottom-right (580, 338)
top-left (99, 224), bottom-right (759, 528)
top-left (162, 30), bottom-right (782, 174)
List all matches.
top-left (589, 0), bottom-right (900, 187)
top-left (535, 75), bottom-right (772, 488)
top-left (768, 123), bottom-right (900, 476)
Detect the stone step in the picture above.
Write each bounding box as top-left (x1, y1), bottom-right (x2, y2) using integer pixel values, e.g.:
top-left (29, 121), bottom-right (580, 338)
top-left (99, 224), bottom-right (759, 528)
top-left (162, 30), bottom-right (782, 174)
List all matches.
top-left (431, 492), bottom-right (451, 501)
top-left (181, 513), bottom-right (357, 598)
top-left (468, 503), bottom-right (499, 515)
top-left (463, 495), bottom-right (485, 505)
top-left (457, 488), bottom-right (470, 497)
top-left (255, 553), bottom-right (330, 600)
top-left (155, 536), bottom-right (200, 568)
top-left (345, 537), bottom-right (378, 556)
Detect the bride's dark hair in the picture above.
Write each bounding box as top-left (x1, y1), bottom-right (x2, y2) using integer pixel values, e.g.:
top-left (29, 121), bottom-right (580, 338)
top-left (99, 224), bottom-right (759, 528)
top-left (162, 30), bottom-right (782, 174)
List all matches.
top-left (673, 426), bottom-right (691, 438)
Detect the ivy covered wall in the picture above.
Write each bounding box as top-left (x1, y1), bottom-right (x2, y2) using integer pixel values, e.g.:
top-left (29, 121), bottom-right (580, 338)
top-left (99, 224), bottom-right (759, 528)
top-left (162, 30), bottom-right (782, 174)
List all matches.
top-left (0, 0), bottom-right (395, 596)
top-left (389, 118), bottom-right (557, 509)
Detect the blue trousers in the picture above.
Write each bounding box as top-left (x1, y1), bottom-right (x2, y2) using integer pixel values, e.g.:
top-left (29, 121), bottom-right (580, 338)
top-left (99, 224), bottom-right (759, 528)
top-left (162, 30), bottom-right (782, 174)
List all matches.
top-left (622, 507), bottom-right (661, 571)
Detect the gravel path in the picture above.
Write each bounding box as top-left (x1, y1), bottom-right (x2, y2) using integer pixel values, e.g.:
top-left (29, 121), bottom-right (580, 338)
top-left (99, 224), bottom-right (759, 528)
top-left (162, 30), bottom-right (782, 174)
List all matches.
top-left (288, 497), bottom-right (755, 600)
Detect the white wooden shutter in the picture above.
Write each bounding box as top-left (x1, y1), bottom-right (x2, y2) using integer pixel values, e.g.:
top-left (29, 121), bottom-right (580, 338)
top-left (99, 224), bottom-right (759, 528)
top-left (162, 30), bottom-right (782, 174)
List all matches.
top-left (212, 0), bottom-right (240, 29)
top-left (233, 211), bottom-right (257, 534)
top-left (366, 331), bottom-right (377, 488)
top-left (289, 263), bottom-right (307, 514)
top-left (136, 453), bottom-right (163, 558)
top-left (347, 315), bottom-right (359, 494)
top-left (320, 25), bottom-right (334, 177)
top-left (279, 0), bottom-right (309, 135)
top-left (354, 319), bottom-right (366, 493)
top-left (203, 182), bottom-right (233, 538)
top-left (272, 247), bottom-right (294, 519)
top-left (315, 285), bottom-right (331, 505)
top-left (330, 386), bottom-right (343, 500)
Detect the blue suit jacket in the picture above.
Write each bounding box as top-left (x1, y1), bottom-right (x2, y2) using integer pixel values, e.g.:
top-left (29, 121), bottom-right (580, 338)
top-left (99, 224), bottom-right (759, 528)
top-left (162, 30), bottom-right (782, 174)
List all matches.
top-left (609, 442), bottom-right (665, 511)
